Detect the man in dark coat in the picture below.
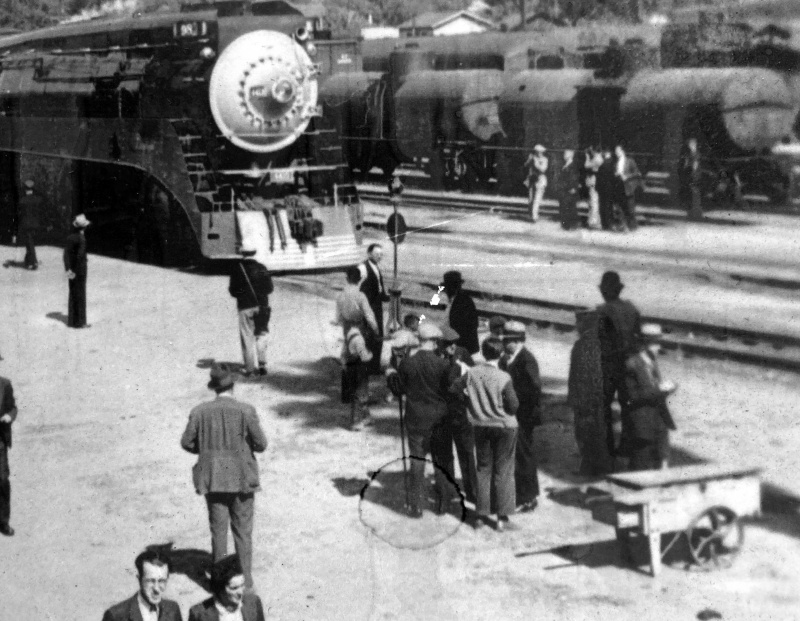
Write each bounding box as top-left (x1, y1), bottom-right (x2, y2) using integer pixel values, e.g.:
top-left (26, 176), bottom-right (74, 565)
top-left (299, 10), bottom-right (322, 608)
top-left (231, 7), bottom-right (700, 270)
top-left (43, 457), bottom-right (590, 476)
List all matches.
top-left (397, 322), bottom-right (453, 518)
top-left (499, 321), bottom-right (542, 512)
top-left (597, 271), bottom-right (641, 458)
top-left (102, 549), bottom-right (183, 621)
top-left (229, 244), bottom-right (274, 377)
top-left (63, 214), bottom-right (90, 328)
top-left (613, 144), bottom-right (643, 232)
top-left (557, 150), bottom-right (581, 230)
top-left (359, 244), bottom-right (390, 374)
top-left (624, 324), bottom-right (677, 471)
top-left (679, 137), bottom-right (704, 222)
top-left (181, 365), bottom-right (268, 589)
top-left (442, 270), bottom-right (479, 355)
top-left (17, 179), bottom-right (41, 270)
top-left (596, 150), bottom-right (616, 231)
top-left (430, 325), bottom-right (477, 506)
top-left (0, 374), bottom-right (17, 536)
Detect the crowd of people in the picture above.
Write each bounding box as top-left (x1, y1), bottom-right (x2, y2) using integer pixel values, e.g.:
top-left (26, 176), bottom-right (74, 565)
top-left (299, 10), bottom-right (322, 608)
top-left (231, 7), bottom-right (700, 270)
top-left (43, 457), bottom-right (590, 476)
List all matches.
top-left (524, 137), bottom-right (731, 231)
top-left (333, 245), bottom-right (679, 529)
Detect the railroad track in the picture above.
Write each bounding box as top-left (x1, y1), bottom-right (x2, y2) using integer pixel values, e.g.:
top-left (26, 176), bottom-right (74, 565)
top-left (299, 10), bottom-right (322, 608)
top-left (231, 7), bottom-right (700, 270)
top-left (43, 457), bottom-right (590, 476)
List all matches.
top-left (282, 273), bottom-right (800, 373)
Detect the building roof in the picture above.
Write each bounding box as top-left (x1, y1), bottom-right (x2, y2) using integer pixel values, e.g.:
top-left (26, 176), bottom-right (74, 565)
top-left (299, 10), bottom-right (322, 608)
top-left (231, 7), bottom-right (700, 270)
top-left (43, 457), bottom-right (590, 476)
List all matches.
top-left (398, 10), bottom-right (495, 31)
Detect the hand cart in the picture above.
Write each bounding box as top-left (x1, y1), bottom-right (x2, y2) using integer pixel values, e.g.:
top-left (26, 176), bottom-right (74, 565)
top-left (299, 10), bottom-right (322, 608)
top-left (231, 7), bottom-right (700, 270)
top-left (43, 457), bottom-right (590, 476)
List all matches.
top-left (589, 463), bottom-right (761, 576)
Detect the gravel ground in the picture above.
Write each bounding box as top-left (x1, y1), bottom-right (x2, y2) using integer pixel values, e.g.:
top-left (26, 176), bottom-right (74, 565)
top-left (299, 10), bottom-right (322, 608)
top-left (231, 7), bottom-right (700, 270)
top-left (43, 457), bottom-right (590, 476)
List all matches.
top-left (0, 246), bottom-right (798, 621)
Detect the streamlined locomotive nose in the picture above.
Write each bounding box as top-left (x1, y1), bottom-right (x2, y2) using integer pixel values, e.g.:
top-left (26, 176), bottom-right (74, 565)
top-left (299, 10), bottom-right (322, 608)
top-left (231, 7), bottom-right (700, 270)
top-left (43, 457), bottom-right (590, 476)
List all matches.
top-left (208, 30), bottom-right (319, 153)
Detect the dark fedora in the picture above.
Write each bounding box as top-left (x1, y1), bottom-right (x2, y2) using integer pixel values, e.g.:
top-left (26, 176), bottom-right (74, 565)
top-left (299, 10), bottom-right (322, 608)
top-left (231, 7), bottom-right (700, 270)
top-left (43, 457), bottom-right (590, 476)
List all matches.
top-left (441, 270), bottom-right (464, 288)
top-left (207, 364), bottom-right (236, 391)
top-left (599, 270), bottom-right (623, 294)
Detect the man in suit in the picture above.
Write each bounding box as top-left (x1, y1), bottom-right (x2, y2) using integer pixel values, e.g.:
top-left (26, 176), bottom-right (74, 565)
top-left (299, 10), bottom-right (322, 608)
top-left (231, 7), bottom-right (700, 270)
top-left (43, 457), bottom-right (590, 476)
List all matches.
top-left (442, 270), bottom-right (479, 355)
top-left (0, 374), bottom-right (17, 536)
top-left (596, 150), bottom-right (616, 231)
top-left (181, 365), bottom-right (268, 589)
top-left (101, 549), bottom-right (183, 621)
top-left (679, 137), bottom-right (704, 222)
top-left (359, 244), bottom-right (390, 374)
top-left (229, 244), bottom-right (274, 377)
top-left (624, 324), bottom-right (677, 471)
top-left (500, 321), bottom-right (542, 512)
top-left (64, 214), bottom-right (90, 328)
top-left (614, 144), bottom-right (643, 232)
top-left (524, 144), bottom-right (549, 222)
top-left (557, 150), bottom-right (581, 230)
top-left (17, 179), bottom-right (42, 270)
top-left (597, 271), bottom-right (641, 459)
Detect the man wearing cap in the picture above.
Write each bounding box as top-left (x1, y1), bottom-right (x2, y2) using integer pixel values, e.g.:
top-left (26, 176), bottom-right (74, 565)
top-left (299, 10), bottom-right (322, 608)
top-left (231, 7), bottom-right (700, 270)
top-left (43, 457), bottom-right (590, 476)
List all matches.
top-left (597, 271), bottom-right (642, 458)
top-left (229, 245), bottom-right (274, 377)
top-left (624, 324), bottom-right (677, 471)
top-left (181, 364), bottom-right (268, 589)
top-left (102, 549), bottom-right (183, 621)
top-left (63, 214), bottom-right (90, 328)
top-left (0, 372), bottom-right (17, 536)
top-left (442, 271), bottom-right (479, 355)
top-left (17, 179), bottom-right (41, 270)
top-left (524, 145), bottom-right (549, 222)
top-left (500, 321), bottom-right (542, 512)
top-left (359, 244), bottom-right (390, 374)
top-left (431, 324), bottom-right (477, 506)
top-left (397, 322), bottom-right (453, 517)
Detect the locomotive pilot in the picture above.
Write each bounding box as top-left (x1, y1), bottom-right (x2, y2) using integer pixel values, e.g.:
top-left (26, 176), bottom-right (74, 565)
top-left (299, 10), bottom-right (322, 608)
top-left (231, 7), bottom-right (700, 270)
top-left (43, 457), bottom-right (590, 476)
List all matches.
top-left (524, 145), bottom-right (549, 223)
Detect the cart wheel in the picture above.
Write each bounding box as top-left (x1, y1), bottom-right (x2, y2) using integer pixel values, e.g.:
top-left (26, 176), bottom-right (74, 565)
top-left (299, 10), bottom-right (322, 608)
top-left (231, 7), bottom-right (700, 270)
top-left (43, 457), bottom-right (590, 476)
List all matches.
top-left (686, 506), bottom-right (744, 568)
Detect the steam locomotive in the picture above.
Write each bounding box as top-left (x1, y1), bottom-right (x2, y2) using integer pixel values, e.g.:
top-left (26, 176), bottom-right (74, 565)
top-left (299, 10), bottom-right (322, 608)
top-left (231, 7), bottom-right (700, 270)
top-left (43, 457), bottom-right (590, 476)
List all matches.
top-left (0, 0), bottom-right (365, 271)
top-left (322, 18), bottom-right (800, 205)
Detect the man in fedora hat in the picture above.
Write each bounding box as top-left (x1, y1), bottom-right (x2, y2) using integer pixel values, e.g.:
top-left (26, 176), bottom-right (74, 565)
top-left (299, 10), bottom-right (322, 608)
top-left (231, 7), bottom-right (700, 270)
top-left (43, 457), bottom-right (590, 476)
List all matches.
top-left (597, 271), bottom-right (641, 458)
top-left (524, 145), bottom-right (549, 222)
top-left (181, 364), bottom-right (268, 589)
top-left (63, 214), bottom-right (91, 328)
top-left (17, 179), bottom-right (41, 270)
top-left (442, 271), bottom-right (479, 355)
top-left (229, 244), bottom-right (273, 377)
top-left (500, 320), bottom-right (542, 512)
top-left (0, 369), bottom-right (17, 536)
top-left (623, 323), bottom-right (677, 471)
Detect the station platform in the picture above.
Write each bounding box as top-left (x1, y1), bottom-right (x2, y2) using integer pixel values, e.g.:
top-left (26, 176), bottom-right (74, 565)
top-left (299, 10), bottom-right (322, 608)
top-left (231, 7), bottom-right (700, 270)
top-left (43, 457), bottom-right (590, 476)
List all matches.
top-left (362, 201), bottom-right (800, 339)
top-left (1, 246), bottom-right (799, 621)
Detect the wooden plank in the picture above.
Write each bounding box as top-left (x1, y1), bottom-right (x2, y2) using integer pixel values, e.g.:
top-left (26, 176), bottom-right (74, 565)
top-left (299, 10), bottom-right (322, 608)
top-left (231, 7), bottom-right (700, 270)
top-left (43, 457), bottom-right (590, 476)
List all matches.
top-left (606, 463), bottom-right (761, 490)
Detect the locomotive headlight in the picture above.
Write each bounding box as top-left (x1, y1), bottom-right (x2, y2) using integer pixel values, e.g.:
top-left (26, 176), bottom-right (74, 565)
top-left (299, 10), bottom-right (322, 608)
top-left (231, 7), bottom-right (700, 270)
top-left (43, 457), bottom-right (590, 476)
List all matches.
top-left (199, 46), bottom-right (216, 60)
top-left (272, 78), bottom-right (296, 104)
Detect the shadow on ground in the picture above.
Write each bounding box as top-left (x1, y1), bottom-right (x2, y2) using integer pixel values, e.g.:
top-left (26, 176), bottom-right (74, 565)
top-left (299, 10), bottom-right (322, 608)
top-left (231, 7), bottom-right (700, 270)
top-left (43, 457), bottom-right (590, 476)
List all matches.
top-left (46, 311), bottom-right (69, 326)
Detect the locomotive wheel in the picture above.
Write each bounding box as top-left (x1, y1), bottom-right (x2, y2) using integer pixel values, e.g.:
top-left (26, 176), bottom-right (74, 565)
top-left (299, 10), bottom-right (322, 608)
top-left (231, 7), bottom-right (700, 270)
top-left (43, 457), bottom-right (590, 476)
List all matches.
top-left (686, 506), bottom-right (744, 569)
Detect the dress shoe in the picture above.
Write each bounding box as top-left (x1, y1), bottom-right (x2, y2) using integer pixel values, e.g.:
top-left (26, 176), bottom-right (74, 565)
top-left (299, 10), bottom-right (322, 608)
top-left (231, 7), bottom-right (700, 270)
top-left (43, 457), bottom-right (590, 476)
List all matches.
top-left (0, 523), bottom-right (14, 536)
top-left (258, 365), bottom-right (267, 376)
top-left (407, 506), bottom-right (423, 519)
top-left (518, 500), bottom-right (538, 513)
top-left (496, 517), bottom-right (521, 533)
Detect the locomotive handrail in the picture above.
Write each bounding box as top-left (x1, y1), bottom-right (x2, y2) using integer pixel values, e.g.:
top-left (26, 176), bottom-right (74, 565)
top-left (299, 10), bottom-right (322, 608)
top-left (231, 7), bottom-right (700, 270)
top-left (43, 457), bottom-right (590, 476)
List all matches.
top-left (215, 164), bottom-right (343, 176)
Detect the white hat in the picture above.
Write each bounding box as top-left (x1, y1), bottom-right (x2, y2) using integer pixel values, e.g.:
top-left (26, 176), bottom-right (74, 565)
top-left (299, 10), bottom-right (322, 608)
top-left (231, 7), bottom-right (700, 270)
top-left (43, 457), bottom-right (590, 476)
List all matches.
top-left (73, 214), bottom-right (90, 228)
top-left (418, 322), bottom-right (443, 341)
top-left (641, 323), bottom-right (663, 339)
top-left (533, 144), bottom-right (546, 152)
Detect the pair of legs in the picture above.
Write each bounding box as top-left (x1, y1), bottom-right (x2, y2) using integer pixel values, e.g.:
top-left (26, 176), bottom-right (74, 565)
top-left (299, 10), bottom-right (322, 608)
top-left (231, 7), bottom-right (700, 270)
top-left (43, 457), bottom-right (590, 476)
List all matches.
top-left (1, 450), bottom-right (11, 532)
top-left (514, 424), bottom-right (540, 508)
top-left (346, 362), bottom-right (371, 429)
top-left (206, 492), bottom-right (255, 588)
top-left (68, 275), bottom-right (87, 328)
top-left (20, 230), bottom-right (37, 268)
top-left (430, 414), bottom-right (477, 505)
top-left (238, 307), bottom-right (268, 374)
top-left (407, 429), bottom-right (451, 514)
top-left (473, 426), bottom-right (517, 522)
top-left (529, 178), bottom-right (547, 222)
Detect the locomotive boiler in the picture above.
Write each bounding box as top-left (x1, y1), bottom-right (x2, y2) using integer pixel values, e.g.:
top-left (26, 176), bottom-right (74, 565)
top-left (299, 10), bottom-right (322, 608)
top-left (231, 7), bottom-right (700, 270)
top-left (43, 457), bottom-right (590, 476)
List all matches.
top-left (0, 0), bottom-right (364, 272)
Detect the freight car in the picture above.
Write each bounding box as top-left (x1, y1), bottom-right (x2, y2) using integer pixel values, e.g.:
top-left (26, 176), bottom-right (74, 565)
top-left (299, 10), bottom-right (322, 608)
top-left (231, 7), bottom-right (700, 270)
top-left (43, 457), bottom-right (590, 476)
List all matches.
top-left (321, 18), bottom-right (800, 206)
top-left (0, 0), bottom-right (365, 272)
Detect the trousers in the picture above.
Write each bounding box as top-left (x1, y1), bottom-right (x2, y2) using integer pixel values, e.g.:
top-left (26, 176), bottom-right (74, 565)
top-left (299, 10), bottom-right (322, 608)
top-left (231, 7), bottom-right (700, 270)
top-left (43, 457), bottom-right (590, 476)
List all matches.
top-left (529, 177), bottom-right (547, 222)
top-left (619, 193), bottom-right (638, 231)
top-left (68, 275), bottom-right (87, 328)
top-left (407, 429), bottom-right (450, 511)
top-left (238, 307), bottom-right (268, 373)
top-left (586, 183), bottom-right (601, 229)
top-left (20, 230), bottom-right (37, 268)
top-left (206, 492), bottom-right (255, 587)
top-left (515, 424), bottom-right (540, 505)
top-left (345, 362), bottom-right (370, 427)
top-left (0, 448), bottom-right (9, 526)
top-left (430, 414), bottom-right (477, 504)
top-left (473, 426), bottom-right (517, 517)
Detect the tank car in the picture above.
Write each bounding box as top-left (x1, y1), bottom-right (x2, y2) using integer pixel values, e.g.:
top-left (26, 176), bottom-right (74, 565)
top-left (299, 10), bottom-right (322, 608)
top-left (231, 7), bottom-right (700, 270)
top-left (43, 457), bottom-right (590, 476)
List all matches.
top-left (0, 0), bottom-right (365, 272)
